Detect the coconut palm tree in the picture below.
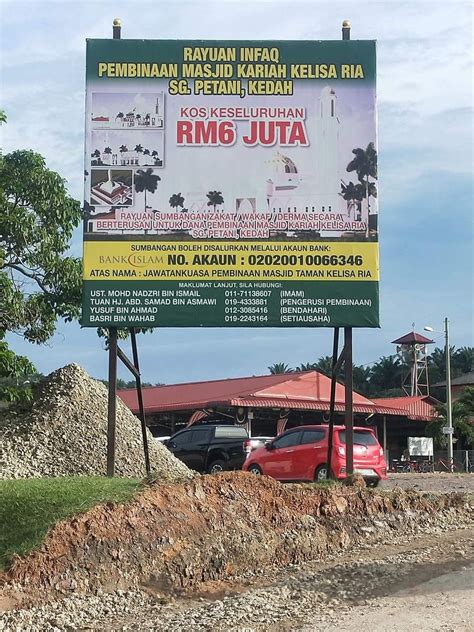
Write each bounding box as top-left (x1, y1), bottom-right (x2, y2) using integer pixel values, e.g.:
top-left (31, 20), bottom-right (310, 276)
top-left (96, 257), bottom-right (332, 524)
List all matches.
top-left (169, 193), bottom-right (185, 211)
top-left (143, 148), bottom-right (150, 155)
top-left (346, 142), bottom-right (377, 235)
top-left (207, 190), bottom-right (224, 211)
top-left (104, 146), bottom-right (112, 155)
top-left (340, 181), bottom-right (364, 220)
top-left (296, 362), bottom-right (318, 372)
top-left (115, 112), bottom-right (124, 122)
top-left (369, 355), bottom-right (402, 396)
top-left (268, 362), bottom-right (293, 374)
top-left (135, 168), bottom-right (161, 211)
top-left (119, 145), bottom-right (128, 153)
top-left (134, 144), bottom-right (143, 153)
top-left (453, 347), bottom-right (474, 374)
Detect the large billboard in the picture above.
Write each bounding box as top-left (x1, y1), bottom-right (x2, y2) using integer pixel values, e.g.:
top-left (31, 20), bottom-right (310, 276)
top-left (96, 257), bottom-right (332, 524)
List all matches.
top-left (82, 40), bottom-right (379, 328)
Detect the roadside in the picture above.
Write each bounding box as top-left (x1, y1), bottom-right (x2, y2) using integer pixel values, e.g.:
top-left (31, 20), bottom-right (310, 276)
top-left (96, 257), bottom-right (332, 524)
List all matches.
top-left (380, 472), bottom-right (474, 493)
top-left (2, 520), bottom-right (473, 630)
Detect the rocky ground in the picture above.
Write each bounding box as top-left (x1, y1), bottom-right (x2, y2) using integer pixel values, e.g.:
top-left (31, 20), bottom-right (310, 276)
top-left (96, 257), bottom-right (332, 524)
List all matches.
top-left (0, 364), bottom-right (192, 481)
top-left (1, 521), bottom-right (472, 631)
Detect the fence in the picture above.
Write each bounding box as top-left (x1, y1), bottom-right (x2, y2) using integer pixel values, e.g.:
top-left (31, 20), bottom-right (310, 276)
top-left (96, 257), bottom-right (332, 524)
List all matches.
top-left (432, 450), bottom-right (474, 473)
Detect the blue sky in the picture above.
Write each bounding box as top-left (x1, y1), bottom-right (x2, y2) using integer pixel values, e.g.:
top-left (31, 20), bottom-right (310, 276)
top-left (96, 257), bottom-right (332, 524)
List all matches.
top-left (1, 0), bottom-right (473, 383)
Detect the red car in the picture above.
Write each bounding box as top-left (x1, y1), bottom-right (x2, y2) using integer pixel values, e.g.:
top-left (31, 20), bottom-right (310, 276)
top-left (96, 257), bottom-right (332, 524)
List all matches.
top-left (243, 424), bottom-right (387, 486)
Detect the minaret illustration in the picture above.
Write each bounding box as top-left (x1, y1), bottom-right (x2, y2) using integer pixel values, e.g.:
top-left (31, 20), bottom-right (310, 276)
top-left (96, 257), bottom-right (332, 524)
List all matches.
top-left (314, 86), bottom-right (340, 211)
top-left (265, 85), bottom-right (341, 214)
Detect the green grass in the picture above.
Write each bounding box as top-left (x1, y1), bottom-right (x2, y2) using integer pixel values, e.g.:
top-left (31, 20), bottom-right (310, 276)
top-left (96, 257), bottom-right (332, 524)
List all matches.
top-left (0, 477), bottom-right (143, 570)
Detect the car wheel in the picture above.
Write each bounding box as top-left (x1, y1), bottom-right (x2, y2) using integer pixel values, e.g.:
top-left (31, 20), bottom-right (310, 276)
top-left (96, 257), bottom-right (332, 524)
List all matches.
top-left (366, 479), bottom-right (380, 488)
top-left (314, 464), bottom-right (330, 481)
top-left (208, 460), bottom-right (226, 474)
top-left (248, 464), bottom-right (262, 475)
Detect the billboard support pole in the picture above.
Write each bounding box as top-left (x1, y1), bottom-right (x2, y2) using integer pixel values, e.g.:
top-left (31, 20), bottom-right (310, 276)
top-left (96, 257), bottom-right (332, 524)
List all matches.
top-left (130, 328), bottom-right (151, 478)
top-left (326, 327), bottom-right (340, 479)
top-left (107, 327), bottom-right (118, 477)
top-left (344, 327), bottom-right (354, 475)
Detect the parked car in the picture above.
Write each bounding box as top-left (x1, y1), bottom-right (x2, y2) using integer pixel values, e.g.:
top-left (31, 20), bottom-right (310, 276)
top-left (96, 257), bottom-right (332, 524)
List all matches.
top-left (243, 424), bottom-right (387, 486)
top-left (243, 436), bottom-right (274, 456)
top-left (165, 424), bottom-right (249, 473)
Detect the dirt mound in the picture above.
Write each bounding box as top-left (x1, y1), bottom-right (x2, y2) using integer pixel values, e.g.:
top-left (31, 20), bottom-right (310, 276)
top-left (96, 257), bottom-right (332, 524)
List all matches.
top-left (1, 472), bottom-right (471, 611)
top-left (0, 363), bottom-right (192, 481)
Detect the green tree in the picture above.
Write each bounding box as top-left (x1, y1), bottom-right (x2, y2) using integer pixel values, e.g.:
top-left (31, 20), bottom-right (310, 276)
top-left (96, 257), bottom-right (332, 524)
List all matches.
top-left (268, 362), bottom-right (293, 374)
top-left (0, 339), bottom-right (38, 405)
top-left (206, 190), bottom-right (224, 211)
top-left (340, 181), bottom-right (364, 219)
top-left (115, 112), bottom-right (124, 122)
top-left (453, 347), bottom-right (474, 374)
top-left (169, 193), bottom-right (185, 211)
top-left (119, 145), bottom-right (128, 153)
top-left (134, 168), bottom-right (161, 211)
top-left (296, 362), bottom-right (318, 372)
top-left (369, 355), bottom-right (402, 396)
top-left (427, 387), bottom-right (474, 449)
top-left (0, 150), bottom-right (82, 343)
top-left (134, 144), bottom-right (143, 153)
top-left (346, 142), bottom-right (377, 234)
top-left (103, 146), bottom-right (112, 155)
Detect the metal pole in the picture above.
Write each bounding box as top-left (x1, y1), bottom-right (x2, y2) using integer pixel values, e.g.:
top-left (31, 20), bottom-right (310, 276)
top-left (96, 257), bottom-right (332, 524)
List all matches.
top-left (344, 327), bottom-right (354, 475)
top-left (113, 18), bottom-right (122, 40)
top-left (445, 317), bottom-right (453, 471)
top-left (326, 327), bottom-right (340, 479)
top-left (130, 328), bottom-right (151, 477)
top-left (342, 19), bottom-right (351, 41)
top-left (107, 328), bottom-right (118, 477)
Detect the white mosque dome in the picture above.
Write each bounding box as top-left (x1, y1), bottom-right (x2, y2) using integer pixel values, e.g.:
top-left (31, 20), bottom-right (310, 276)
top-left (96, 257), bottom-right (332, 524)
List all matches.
top-left (272, 151), bottom-right (298, 174)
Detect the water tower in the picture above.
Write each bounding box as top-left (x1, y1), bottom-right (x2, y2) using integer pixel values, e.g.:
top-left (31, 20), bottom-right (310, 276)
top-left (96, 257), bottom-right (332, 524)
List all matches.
top-left (392, 330), bottom-right (434, 396)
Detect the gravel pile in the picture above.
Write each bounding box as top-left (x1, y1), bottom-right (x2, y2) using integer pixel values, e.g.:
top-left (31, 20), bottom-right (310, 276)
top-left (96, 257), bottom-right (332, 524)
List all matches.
top-left (0, 363), bottom-right (192, 481)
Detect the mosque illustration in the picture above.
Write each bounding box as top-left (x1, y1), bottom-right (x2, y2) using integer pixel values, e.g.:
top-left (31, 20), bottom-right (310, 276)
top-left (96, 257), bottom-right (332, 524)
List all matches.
top-left (90, 170), bottom-right (133, 206)
top-left (264, 86), bottom-right (343, 215)
top-left (91, 93), bottom-right (164, 129)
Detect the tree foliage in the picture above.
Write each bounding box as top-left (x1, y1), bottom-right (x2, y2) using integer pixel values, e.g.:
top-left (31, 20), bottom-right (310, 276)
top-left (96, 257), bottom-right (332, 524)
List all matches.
top-left (0, 150), bottom-right (82, 343)
top-left (269, 346), bottom-right (473, 399)
top-left (427, 387), bottom-right (474, 448)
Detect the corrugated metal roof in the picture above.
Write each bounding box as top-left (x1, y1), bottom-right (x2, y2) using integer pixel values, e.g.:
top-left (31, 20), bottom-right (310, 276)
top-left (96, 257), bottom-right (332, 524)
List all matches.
top-left (371, 396), bottom-right (438, 421)
top-left (118, 371), bottom-right (430, 418)
top-left (391, 332), bottom-right (434, 345)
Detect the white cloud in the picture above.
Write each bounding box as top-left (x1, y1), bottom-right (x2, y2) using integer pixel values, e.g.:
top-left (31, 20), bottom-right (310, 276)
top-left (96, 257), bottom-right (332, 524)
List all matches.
top-left (1, 0), bottom-right (472, 381)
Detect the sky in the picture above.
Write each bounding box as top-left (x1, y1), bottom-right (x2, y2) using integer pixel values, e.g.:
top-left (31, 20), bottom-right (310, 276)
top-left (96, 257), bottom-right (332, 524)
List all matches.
top-left (1, 0), bottom-right (473, 384)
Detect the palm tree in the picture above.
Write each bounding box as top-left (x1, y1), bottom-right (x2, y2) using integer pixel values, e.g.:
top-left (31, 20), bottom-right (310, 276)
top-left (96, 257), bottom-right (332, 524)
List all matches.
top-left (453, 347), bottom-right (474, 374)
top-left (143, 148), bottom-right (150, 155)
top-left (296, 362), bottom-right (318, 372)
top-left (268, 363), bottom-right (293, 374)
top-left (119, 145), bottom-right (128, 153)
top-left (169, 193), bottom-right (185, 211)
top-left (135, 168), bottom-right (161, 211)
top-left (346, 142), bottom-right (377, 235)
top-left (314, 356), bottom-right (335, 378)
top-left (340, 181), bottom-right (365, 220)
top-left (369, 355), bottom-right (402, 396)
top-left (134, 144), bottom-right (143, 153)
top-left (104, 146), bottom-right (112, 155)
top-left (207, 190), bottom-right (224, 211)
top-left (115, 112), bottom-right (124, 122)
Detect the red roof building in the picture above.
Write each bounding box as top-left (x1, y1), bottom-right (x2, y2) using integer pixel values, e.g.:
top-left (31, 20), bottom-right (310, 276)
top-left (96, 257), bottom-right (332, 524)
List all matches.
top-left (118, 371), bottom-right (438, 466)
top-left (118, 371), bottom-right (400, 417)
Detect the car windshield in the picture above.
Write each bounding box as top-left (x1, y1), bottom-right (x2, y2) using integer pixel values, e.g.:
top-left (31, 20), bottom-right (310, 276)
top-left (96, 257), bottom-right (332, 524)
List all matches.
top-left (338, 430), bottom-right (378, 446)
